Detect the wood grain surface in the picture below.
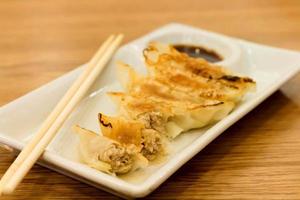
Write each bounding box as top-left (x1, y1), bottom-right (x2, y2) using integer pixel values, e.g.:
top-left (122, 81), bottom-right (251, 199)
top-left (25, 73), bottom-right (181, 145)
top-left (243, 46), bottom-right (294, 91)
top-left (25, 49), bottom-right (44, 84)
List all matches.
top-left (1, 0), bottom-right (300, 199)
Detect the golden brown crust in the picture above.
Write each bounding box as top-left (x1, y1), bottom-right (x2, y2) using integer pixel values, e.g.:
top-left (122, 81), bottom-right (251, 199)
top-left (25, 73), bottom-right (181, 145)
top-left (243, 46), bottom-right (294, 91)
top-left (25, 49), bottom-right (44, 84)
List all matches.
top-left (143, 42), bottom-right (256, 102)
top-left (98, 113), bottom-right (144, 148)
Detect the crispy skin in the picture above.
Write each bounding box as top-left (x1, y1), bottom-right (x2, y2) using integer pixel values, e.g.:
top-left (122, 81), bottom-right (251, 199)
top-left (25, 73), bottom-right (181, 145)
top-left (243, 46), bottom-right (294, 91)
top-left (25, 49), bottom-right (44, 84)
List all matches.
top-left (116, 62), bottom-right (228, 104)
top-left (108, 89), bottom-right (234, 138)
top-left (98, 113), bottom-right (144, 149)
top-left (143, 42), bottom-right (256, 102)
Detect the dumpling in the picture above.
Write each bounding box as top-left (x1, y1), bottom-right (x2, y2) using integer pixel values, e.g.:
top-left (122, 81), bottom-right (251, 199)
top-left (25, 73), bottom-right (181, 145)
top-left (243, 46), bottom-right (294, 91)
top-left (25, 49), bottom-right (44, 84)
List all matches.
top-left (73, 125), bottom-right (148, 174)
top-left (116, 62), bottom-right (236, 104)
top-left (98, 113), bottom-right (167, 161)
top-left (113, 63), bottom-right (235, 138)
top-left (143, 42), bottom-right (256, 102)
top-left (108, 91), bottom-right (234, 139)
top-left (108, 92), bottom-right (174, 135)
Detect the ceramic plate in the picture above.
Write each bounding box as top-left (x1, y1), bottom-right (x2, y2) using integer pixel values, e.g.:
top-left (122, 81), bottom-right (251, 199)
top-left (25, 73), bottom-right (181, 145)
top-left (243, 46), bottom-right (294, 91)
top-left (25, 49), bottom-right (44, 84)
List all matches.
top-left (0, 23), bottom-right (299, 198)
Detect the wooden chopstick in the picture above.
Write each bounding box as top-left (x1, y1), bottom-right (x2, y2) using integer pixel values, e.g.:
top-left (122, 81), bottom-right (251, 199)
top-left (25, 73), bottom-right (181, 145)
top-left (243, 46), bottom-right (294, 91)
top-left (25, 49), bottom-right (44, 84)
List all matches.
top-left (0, 35), bottom-right (115, 195)
top-left (0, 34), bottom-right (123, 195)
top-left (0, 34), bottom-right (115, 194)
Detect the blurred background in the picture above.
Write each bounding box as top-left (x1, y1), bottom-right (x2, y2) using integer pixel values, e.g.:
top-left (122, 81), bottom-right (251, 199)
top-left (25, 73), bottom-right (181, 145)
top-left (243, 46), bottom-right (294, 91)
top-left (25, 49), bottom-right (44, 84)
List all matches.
top-left (1, 0), bottom-right (300, 106)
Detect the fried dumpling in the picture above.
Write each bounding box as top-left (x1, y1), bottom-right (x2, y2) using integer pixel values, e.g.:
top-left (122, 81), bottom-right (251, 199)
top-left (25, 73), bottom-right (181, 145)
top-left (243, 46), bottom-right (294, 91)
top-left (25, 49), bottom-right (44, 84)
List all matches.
top-left (108, 91), bottom-right (234, 139)
top-left (114, 63), bottom-right (234, 138)
top-left (98, 113), bottom-right (167, 161)
top-left (73, 125), bottom-right (148, 174)
top-left (108, 92), bottom-right (174, 134)
top-left (143, 42), bottom-right (256, 102)
top-left (116, 62), bottom-right (237, 104)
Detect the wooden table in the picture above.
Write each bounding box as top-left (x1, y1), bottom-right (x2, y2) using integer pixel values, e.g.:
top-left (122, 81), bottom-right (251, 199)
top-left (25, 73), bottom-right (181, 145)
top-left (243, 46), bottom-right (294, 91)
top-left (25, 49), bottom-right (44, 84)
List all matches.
top-left (1, 0), bottom-right (300, 199)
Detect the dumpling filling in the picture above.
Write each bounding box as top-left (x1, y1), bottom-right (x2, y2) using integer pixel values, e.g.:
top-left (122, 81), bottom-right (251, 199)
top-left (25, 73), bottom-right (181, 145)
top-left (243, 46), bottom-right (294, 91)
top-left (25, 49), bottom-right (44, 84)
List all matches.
top-left (137, 111), bottom-right (167, 134)
top-left (98, 113), bottom-right (166, 161)
top-left (99, 143), bottom-right (134, 174)
top-left (141, 129), bottom-right (163, 161)
top-left (73, 125), bottom-right (147, 175)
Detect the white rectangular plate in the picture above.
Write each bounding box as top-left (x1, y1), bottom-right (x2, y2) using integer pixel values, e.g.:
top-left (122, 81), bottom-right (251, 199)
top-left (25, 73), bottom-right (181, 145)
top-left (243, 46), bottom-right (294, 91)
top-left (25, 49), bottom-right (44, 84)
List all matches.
top-left (0, 23), bottom-right (299, 198)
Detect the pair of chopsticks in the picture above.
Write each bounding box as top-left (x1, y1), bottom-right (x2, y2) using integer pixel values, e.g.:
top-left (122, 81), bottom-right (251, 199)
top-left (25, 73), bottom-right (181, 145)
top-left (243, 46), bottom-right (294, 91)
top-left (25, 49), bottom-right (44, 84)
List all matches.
top-left (0, 34), bottom-right (124, 195)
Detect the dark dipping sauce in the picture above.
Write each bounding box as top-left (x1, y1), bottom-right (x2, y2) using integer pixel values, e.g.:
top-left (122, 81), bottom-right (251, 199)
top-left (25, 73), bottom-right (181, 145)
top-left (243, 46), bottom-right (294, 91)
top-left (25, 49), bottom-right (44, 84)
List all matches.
top-left (173, 44), bottom-right (223, 63)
